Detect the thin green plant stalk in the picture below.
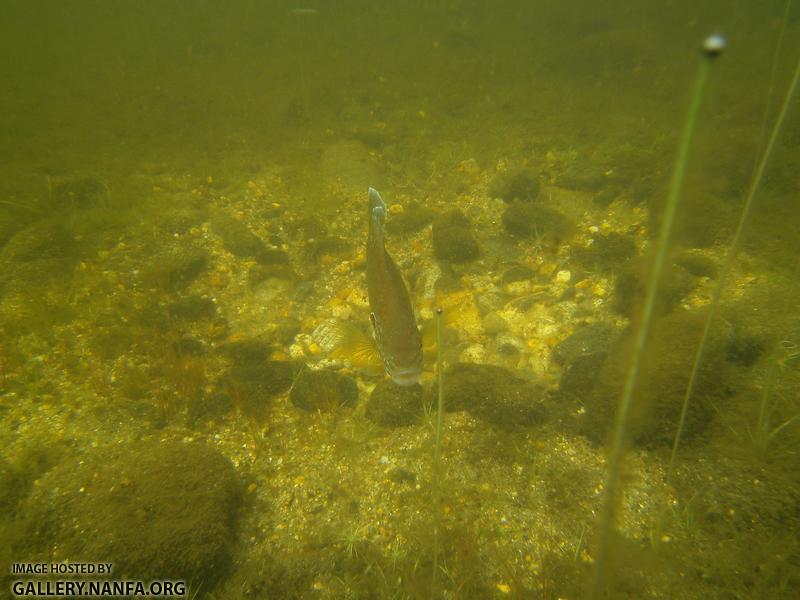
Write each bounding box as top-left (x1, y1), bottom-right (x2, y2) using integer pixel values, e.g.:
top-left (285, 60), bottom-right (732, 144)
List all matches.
top-left (750, 0), bottom-right (792, 168)
top-left (431, 307), bottom-right (444, 595)
top-left (752, 256), bottom-right (800, 457)
top-left (588, 39), bottom-right (721, 599)
top-left (667, 51), bottom-right (800, 481)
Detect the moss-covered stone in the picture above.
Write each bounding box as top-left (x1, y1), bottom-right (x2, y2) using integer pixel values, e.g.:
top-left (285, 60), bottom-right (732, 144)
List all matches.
top-left (553, 322), bottom-right (618, 367)
top-left (0, 221), bottom-right (82, 296)
top-left (500, 263), bottom-right (536, 285)
top-left (0, 456), bottom-right (23, 517)
top-left (306, 236), bottom-right (350, 259)
top-left (432, 209), bottom-right (480, 263)
top-left (491, 169), bottom-right (541, 203)
top-left (502, 202), bottom-right (573, 243)
top-left (19, 440), bottom-right (242, 583)
top-left (1, 220), bottom-right (79, 264)
top-left (573, 232), bottom-right (637, 273)
top-left (674, 250), bottom-right (718, 278)
top-left (168, 295), bottom-right (217, 321)
top-left (613, 257), bottom-right (696, 318)
top-left (212, 213), bottom-right (268, 258)
top-left (364, 380), bottom-right (423, 427)
top-left (289, 368), bottom-right (358, 412)
top-left (554, 323), bottom-right (619, 406)
top-left (143, 240), bottom-right (209, 293)
top-left (386, 202), bottom-right (434, 234)
top-left (440, 363), bottom-right (547, 428)
top-left (650, 188), bottom-right (735, 248)
top-left (222, 339), bottom-right (275, 365)
top-left (580, 309), bottom-right (730, 448)
top-left (223, 359), bottom-right (303, 418)
top-left (49, 177), bottom-right (108, 211)
top-left (432, 223), bottom-right (480, 263)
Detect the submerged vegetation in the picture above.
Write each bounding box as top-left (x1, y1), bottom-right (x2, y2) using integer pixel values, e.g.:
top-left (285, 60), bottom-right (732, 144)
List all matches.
top-left (1, 1), bottom-right (799, 598)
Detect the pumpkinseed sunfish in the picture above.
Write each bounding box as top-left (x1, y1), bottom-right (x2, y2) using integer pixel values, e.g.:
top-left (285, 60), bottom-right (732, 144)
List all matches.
top-left (366, 187), bottom-right (423, 386)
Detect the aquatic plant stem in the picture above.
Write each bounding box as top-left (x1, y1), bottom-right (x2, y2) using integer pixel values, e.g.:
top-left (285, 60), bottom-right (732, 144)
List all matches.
top-left (589, 47), bottom-right (716, 600)
top-left (431, 307), bottom-right (444, 595)
top-left (668, 50), bottom-right (800, 481)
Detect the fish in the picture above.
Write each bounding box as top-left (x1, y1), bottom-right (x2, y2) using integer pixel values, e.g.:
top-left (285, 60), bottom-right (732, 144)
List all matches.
top-left (366, 187), bottom-right (423, 385)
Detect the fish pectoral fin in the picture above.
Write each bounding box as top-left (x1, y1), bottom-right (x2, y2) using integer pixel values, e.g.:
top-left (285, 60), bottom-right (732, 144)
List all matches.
top-left (314, 319), bottom-right (383, 374)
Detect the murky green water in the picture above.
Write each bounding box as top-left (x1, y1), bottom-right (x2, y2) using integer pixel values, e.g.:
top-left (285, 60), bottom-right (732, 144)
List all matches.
top-left (1, 1), bottom-right (799, 598)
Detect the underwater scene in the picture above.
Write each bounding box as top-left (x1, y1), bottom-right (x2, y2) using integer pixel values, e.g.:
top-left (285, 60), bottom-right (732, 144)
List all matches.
top-left (1, 1), bottom-right (799, 598)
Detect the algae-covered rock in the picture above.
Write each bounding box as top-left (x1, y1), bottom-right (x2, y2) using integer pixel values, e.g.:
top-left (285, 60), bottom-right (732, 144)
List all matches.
top-left (500, 263), bottom-right (536, 285)
top-left (289, 369), bottom-right (358, 412)
top-left (674, 249), bottom-right (718, 279)
top-left (321, 139), bottom-right (384, 190)
top-left (49, 177), bottom-right (109, 212)
top-left (144, 239), bottom-right (209, 292)
top-left (168, 295), bottom-right (217, 321)
top-left (580, 309), bottom-right (730, 448)
top-left (553, 322), bottom-right (617, 367)
top-left (441, 363), bottom-right (547, 428)
top-left (554, 322), bottom-right (618, 405)
top-left (573, 232), bottom-right (637, 273)
top-left (0, 456), bottom-right (23, 517)
top-left (222, 353), bottom-right (303, 418)
top-left (386, 201), bottom-right (435, 234)
top-left (20, 440), bottom-right (242, 583)
top-left (211, 213), bottom-right (287, 266)
top-left (613, 257), bottom-right (696, 318)
top-left (502, 202), bottom-right (573, 243)
top-left (432, 210), bottom-right (480, 263)
top-left (365, 380), bottom-right (424, 427)
top-left (0, 221), bottom-right (81, 295)
top-left (1, 220), bottom-right (79, 264)
top-left (491, 169), bottom-right (541, 203)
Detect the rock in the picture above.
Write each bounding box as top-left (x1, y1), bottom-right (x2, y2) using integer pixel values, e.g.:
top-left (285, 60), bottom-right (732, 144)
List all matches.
top-left (211, 213), bottom-right (285, 266)
top-left (223, 359), bottom-right (303, 418)
top-left (0, 221), bottom-right (81, 294)
top-left (580, 309), bottom-right (730, 448)
top-left (168, 295), bottom-right (217, 321)
top-left (502, 202), bottom-right (573, 242)
top-left (50, 177), bottom-right (109, 211)
top-left (441, 363), bottom-right (547, 428)
top-left (0, 456), bottom-right (23, 517)
top-left (387, 201), bottom-right (435, 234)
top-left (365, 380), bottom-right (424, 427)
top-left (144, 240), bottom-right (209, 292)
top-left (432, 210), bottom-right (480, 263)
top-left (19, 440), bottom-right (242, 583)
top-left (495, 333), bottom-right (526, 356)
top-left (613, 258), bottom-right (696, 317)
top-left (306, 236), bottom-right (350, 259)
top-left (553, 322), bottom-right (617, 366)
top-left (554, 323), bottom-right (618, 404)
top-left (289, 369), bottom-right (358, 412)
top-left (1, 220), bottom-right (78, 263)
top-left (573, 232), bottom-right (637, 273)
top-left (500, 263), bottom-right (536, 285)
top-left (481, 311), bottom-right (509, 335)
top-left (491, 169), bottom-right (541, 203)
top-left (321, 139), bottom-right (384, 190)
top-left (674, 250), bottom-right (717, 278)
top-left (222, 339), bottom-right (275, 365)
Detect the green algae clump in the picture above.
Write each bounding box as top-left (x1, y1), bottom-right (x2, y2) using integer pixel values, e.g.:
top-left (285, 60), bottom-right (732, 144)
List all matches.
top-left (19, 440), bottom-right (242, 584)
